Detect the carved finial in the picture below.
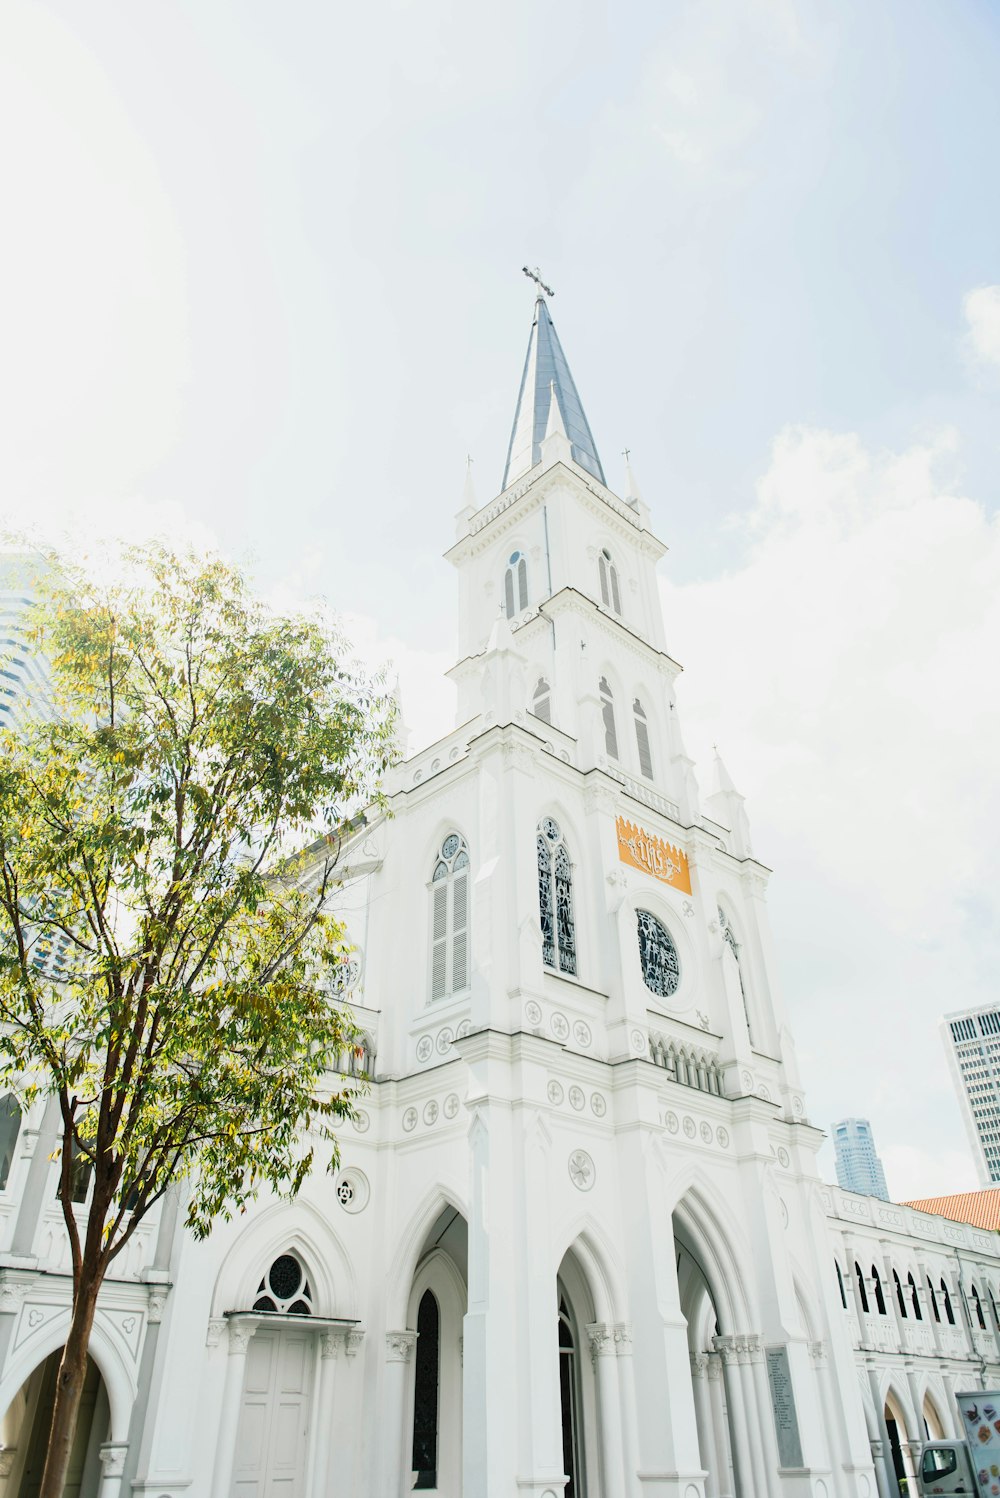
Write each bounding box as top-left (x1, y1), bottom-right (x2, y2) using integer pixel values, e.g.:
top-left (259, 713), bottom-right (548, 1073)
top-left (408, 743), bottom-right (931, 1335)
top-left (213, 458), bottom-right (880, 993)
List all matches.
top-left (522, 265), bottom-right (554, 299)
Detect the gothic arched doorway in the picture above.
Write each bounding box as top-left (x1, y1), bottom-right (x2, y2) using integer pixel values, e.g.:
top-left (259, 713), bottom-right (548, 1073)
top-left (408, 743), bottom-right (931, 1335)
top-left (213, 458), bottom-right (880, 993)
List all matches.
top-left (1, 1348), bottom-right (109, 1498)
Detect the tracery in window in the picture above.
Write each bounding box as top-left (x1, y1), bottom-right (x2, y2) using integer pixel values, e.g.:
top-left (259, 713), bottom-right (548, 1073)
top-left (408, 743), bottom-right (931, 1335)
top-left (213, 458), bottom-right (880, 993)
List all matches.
top-left (636, 909), bottom-right (680, 1000)
top-left (0, 1094), bottom-right (21, 1191)
top-left (504, 551), bottom-right (529, 619)
top-left (252, 1252), bottom-right (313, 1315)
top-left (718, 905), bottom-right (754, 1044)
top-left (533, 677), bottom-right (552, 724)
top-left (430, 833), bottom-right (470, 1001)
top-left (412, 1289), bottom-right (440, 1489)
top-left (598, 548), bottom-right (621, 615)
top-left (537, 818), bottom-right (577, 976)
top-left (633, 699), bottom-right (653, 779)
top-left (599, 677), bottom-right (618, 760)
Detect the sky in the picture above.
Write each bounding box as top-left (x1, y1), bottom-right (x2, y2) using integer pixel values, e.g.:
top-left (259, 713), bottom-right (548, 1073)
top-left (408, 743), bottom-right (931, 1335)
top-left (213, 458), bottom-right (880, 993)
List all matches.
top-left (1, 0), bottom-right (998, 1199)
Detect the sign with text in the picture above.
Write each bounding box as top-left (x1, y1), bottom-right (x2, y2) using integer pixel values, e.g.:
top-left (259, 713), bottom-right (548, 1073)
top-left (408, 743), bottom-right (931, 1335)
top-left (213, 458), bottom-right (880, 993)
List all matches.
top-left (615, 817), bottom-right (692, 895)
top-left (765, 1345), bottom-right (803, 1470)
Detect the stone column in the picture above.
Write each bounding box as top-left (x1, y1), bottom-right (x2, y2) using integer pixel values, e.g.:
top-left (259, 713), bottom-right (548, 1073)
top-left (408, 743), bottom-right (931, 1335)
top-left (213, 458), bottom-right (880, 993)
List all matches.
top-left (689, 1353), bottom-right (717, 1498)
top-left (866, 1365), bottom-right (899, 1498)
top-left (588, 1323), bottom-right (627, 1495)
top-left (846, 1249), bottom-right (871, 1349)
top-left (210, 1318), bottom-right (256, 1498)
top-left (383, 1330), bottom-right (418, 1497)
top-left (916, 1260), bottom-right (944, 1357)
top-left (747, 1337), bottom-right (781, 1483)
top-left (310, 1328), bottom-right (343, 1498)
top-left (97, 1443), bottom-right (128, 1498)
top-left (614, 1323), bottom-right (642, 1498)
top-left (736, 1339), bottom-right (768, 1496)
top-left (706, 1355), bottom-right (733, 1498)
top-left (713, 1337), bottom-right (754, 1497)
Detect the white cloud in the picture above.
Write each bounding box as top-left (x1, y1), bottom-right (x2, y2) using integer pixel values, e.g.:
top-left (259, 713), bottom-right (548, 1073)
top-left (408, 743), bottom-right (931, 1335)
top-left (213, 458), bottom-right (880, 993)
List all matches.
top-left (663, 425), bottom-right (1000, 1197)
top-left (964, 285), bottom-right (1000, 367)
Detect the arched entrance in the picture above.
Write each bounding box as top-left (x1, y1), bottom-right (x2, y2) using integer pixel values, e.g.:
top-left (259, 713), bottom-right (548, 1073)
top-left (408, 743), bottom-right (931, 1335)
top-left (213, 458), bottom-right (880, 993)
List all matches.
top-left (406, 1204), bottom-right (467, 1496)
top-left (1, 1348), bottom-right (109, 1497)
top-left (884, 1389), bottom-right (916, 1495)
top-left (676, 1233), bottom-right (736, 1498)
top-left (556, 1249), bottom-right (601, 1498)
top-left (923, 1393), bottom-right (945, 1441)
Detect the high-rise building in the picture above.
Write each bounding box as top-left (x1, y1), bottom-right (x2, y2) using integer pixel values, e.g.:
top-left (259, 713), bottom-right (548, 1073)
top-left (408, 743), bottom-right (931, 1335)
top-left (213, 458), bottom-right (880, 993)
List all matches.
top-left (942, 1005), bottom-right (1000, 1187)
top-left (832, 1116), bottom-right (890, 1200)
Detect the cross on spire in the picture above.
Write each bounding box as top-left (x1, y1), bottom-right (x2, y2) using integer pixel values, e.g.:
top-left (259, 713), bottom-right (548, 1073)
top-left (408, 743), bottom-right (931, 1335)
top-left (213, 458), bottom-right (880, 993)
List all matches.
top-left (522, 265), bottom-right (554, 299)
top-left (622, 447), bottom-right (631, 462)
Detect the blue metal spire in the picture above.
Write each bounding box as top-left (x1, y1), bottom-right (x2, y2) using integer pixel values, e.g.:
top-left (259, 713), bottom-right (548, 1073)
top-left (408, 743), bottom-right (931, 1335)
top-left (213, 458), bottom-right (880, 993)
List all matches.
top-left (501, 297), bottom-right (606, 490)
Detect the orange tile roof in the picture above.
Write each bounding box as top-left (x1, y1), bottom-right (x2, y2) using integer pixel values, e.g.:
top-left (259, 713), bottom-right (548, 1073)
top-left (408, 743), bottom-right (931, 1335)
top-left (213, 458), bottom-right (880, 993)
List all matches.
top-left (902, 1189), bottom-right (1000, 1232)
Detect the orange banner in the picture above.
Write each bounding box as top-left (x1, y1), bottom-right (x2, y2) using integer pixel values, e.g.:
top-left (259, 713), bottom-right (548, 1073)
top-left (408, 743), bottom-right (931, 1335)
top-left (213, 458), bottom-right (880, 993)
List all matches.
top-left (616, 817), bottom-right (692, 894)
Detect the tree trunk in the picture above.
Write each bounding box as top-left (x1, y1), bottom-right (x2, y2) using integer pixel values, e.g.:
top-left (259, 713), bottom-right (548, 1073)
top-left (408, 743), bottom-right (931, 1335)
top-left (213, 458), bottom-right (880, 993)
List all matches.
top-left (37, 1266), bottom-right (103, 1498)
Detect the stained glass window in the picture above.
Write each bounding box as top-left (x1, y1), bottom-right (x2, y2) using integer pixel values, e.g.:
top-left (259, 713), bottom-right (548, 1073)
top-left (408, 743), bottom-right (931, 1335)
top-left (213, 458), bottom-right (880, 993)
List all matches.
top-left (538, 819), bottom-right (576, 976)
top-left (251, 1252), bottom-right (313, 1315)
top-left (411, 1290), bottom-right (440, 1488)
top-left (636, 909), bottom-right (680, 999)
top-left (430, 833), bottom-right (470, 1001)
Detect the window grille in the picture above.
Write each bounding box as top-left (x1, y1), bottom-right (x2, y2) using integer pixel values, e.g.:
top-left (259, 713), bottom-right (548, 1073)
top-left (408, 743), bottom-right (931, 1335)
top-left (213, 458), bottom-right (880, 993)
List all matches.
top-left (636, 910), bottom-right (680, 999)
top-left (537, 818), bottom-right (577, 976)
top-left (504, 551), bottom-right (529, 619)
top-left (598, 548), bottom-right (621, 615)
top-left (412, 1290), bottom-right (440, 1488)
top-left (430, 833), bottom-right (471, 1001)
top-left (533, 678), bottom-right (552, 724)
top-left (0, 1095), bottom-right (20, 1191)
top-left (252, 1252), bottom-right (313, 1315)
top-left (599, 677), bottom-right (618, 760)
top-left (633, 699), bottom-right (653, 779)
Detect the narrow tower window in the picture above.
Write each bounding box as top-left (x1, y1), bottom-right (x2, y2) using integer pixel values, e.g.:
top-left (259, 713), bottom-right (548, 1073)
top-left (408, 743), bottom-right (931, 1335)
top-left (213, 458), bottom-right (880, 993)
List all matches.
top-left (537, 818), bottom-right (577, 976)
top-left (532, 677), bottom-right (551, 724)
top-left (636, 910), bottom-right (681, 999)
top-left (633, 698), bottom-right (654, 779)
top-left (599, 677), bottom-right (618, 760)
top-left (504, 551), bottom-right (529, 618)
top-left (430, 833), bottom-right (470, 1001)
top-left (598, 548), bottom-right (621, 615)
top-left (412, 1289), bottom-right (440, 1489)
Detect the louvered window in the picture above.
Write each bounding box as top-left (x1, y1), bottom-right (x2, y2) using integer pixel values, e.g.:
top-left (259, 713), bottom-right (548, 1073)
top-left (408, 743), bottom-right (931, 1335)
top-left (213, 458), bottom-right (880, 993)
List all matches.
top-left (532, 678), bottom-right (551, 723)
top-left (633, 699), bottom-right (653, 778)
top-left (537, 817), bottom-right (576, 976)
top-left (599, 548), bottom-right (621, 615)
top-left (430, 833), bottom-right (471, 1001)
top-left (504, 551), bottom-right (528, 619)
top-left (599, 677), bottom-right (618, 759)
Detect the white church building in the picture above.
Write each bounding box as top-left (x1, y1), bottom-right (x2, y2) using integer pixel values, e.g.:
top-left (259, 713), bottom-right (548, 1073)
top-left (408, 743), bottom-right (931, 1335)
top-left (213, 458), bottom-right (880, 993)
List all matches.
top-left (1, 291), bottom-right (999, 1498)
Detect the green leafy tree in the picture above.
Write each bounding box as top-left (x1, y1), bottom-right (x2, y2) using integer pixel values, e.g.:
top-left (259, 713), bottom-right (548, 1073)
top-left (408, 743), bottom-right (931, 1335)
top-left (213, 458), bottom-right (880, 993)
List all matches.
top-left (0, 543), bottom-right (393, 1498)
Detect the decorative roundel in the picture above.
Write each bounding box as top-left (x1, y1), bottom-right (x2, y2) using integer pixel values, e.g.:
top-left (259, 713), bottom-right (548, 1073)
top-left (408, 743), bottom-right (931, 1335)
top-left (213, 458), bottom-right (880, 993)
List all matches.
top-left (402, 1107), bottom-right (418, 1133)
top-left (456, 1020), bottom-right (471, 1039)
top-left (758, 1085), bottom-right (772, 1102)
top-left (631, 1028), bottom-right (647, 1054)
top-left (547, 1080), bottom-right (564, 1106)
top-left (416, 1036), bottom-right (433, 1063)
top-left (636, 910), bottom-right (681, 999)
top-left (423, 1100), bottom-right (439, 1126)
top-left (443, 1093), bottom-right (459, 1119)
top-left (568, 1085), bottom-right (585, 1112)
top-left (573, 1020), bottom-right (592, 1047)
top-left (352, 1109), bottom-right (371, 1134)
top-left (716, 1126), bottom-right (730, 1147)
top-left (435, 1028), bottom-right (454, 1054)
top-left (525, 1000), bottom-right (543, 1026)
top-left (665, 1111), bottom-right (679, 1134)
top-left (550, 1013), bottom-right (570, 1041)
top-left (699, 1121), bottom-right (712, 1143)
top-left (777, 1146), bottom-right (790, 1168)
top-left (590, 1093), bottom-right (606, 1117)
top-left (329, 954), bottom-right (361, 995)
top-left (682, 1116), bottom-right (696, 1139)
top-left (336, 1168), bottom-right (370, 1214)
top-left (568, 1150), bottom-right (595, 1192)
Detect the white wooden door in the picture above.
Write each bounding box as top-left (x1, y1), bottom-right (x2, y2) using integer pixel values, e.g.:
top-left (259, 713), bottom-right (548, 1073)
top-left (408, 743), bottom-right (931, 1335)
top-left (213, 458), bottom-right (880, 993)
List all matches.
top-left (232, 1325), bottom-right (314, 1496)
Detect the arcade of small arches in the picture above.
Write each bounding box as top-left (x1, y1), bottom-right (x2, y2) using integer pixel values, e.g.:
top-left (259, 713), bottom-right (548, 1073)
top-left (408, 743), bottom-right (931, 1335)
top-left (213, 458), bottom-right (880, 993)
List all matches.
top-left (835, 1255), bottom-right (1000, 1333)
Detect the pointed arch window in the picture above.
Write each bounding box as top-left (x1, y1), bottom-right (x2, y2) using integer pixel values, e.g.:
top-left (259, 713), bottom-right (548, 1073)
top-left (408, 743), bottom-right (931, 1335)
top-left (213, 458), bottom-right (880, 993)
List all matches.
top-left (252, 1252), bottom-right (313, 1315)
top-left (835, 1260), bottom-right (847, 1309)
top-left (893, 1269), bottom-right (908, 1318)
top-left (537, 818), bottom-right (576, 977)
top-left (855, 1262), bottom-right (869, 1313)
top-left (532, 677), bottom-right (551, 724)
top-left (871, 1266), bottom-right (887, 1315)
top-left (718, 905), bottom-right (754, 1045)
top-left (636, 909), bottom-right (681, 1000)
top-left (940, 1278), bottom-right (955, 1325)
top-left (504, 551), bottom-right (529, 619)
top-left (926, 1277), bottom-right (940, 1322)
top-left (430, 833), bottom-right (470, 1001)
top-left (971, 1284), bottom-right (986, 1330)
top-left (0, 1094), bottom-right (21, 1191)
top-left (599, 677), bottom-right (618, 760)
top-left (633, 698), bottom-right (653, 779)
top-left (599, 548), bottom-right (621, 615)
top-left (412, 1289), bottom-right (440, 1489)
top-left (907, 1272), bottom-right (922, 1320)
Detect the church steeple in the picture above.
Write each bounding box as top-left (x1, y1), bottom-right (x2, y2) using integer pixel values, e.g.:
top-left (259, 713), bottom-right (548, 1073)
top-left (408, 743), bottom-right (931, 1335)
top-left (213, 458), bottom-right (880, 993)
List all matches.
top-left (501, 294), bottom-right (606, 491)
